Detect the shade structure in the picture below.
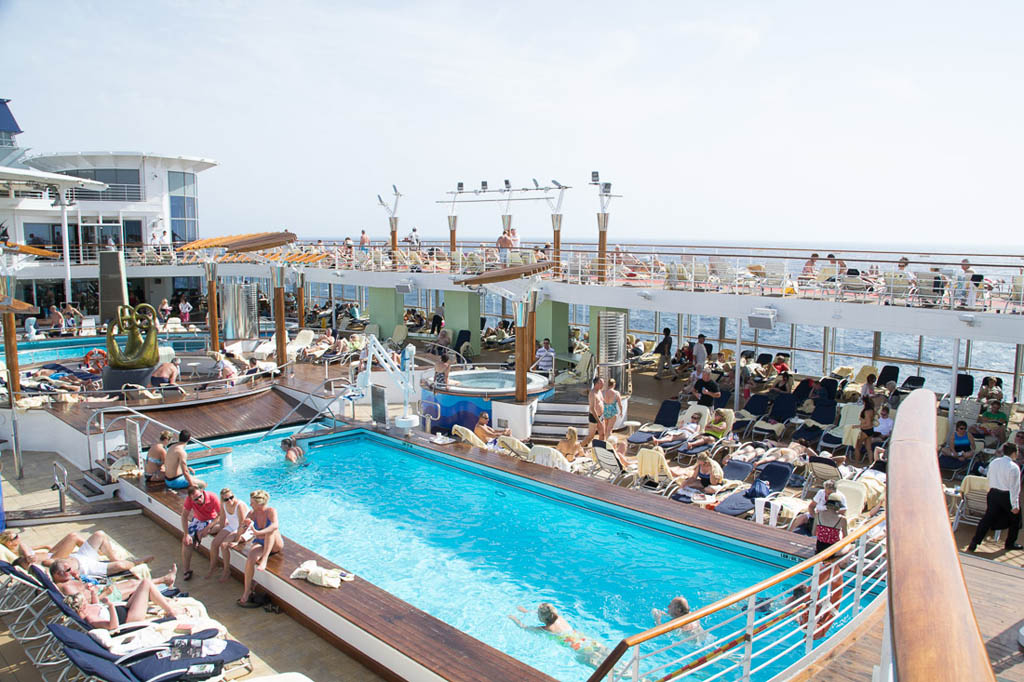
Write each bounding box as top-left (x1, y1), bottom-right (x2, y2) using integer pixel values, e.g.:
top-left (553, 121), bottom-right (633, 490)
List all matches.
top-left (178, 231), bottom-right (297, 253)
top-left (3, 243), bottom-right (60, 259)
top-left (453, 261), bottom-right (553, 287)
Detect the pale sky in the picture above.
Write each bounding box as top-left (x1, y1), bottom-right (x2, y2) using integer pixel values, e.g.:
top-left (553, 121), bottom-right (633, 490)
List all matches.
top-left (2, 0), bottom-right (1022, 247)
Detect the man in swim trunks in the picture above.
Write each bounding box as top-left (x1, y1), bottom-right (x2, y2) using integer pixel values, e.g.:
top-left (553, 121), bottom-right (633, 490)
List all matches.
top-left (150, 358), bottom-right (181, 387)
top-left (180, 485), bottom-right (222, 581)
top-left (163, 429), bottom-right (205, 490)
top-left (48, 531), bottom-right (152, 582)
top-left (509, 602), bottom-right (610, 669)
top-left (582, 377), bottom-right (605, 447)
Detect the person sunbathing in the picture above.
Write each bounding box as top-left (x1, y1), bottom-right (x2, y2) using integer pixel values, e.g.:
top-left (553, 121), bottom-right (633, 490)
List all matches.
top-left (509, 603), bottom-right (610, 669)
top-left (675, 452), bottom-right (724, 492)
top-left (63, 573), bottom-right (181, 631)
top-left (722, 440), bottom-right (778, 465)
top-left (555, 426), bottom-right (586, 462)
top-left (45, 531), bottom-right (152, 582)
top-left (970, 399), bottom-right (1009, 443)
top-left (474, 412), bottom-right (510, 444)
top-left (652, 412), bottom-right (703, 446)
top-left (677, 409), bottom-right (730, 452)
top-left (0, 528), bottom-right (90, 568)
top-left (299, 333), bottom-right (336, 360)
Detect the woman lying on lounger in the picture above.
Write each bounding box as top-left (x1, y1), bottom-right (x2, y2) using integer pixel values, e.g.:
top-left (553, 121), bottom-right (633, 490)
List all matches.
top-left (64, 572), bottom-right (181, 631)
top-left (652, 412), bottom-right (703, 447)
top-left (678, 409), bottom-right (730, 452)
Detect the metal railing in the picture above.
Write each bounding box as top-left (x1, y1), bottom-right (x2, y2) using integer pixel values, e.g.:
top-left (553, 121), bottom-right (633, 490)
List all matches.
top-left (68, 183), bottom-right (144, 202)
top-left (85, 404), bottom-right (219, 469)
top-left (257, 376), bottom-right (352, 443)
top-left (587, 514), bottom-right (887, 682)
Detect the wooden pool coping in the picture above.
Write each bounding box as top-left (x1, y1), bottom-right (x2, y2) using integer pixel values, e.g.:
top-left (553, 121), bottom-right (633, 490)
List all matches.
top-left (122, 419), bottom-right (815, 682)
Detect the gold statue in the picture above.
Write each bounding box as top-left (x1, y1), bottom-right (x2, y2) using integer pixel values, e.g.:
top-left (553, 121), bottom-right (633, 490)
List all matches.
top-left (106, 304), bottom-right (160, 369)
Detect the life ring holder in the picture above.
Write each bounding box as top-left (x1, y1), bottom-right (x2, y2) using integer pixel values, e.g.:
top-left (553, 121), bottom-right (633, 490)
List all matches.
top-left (84, 348), bottom-right (108, 372)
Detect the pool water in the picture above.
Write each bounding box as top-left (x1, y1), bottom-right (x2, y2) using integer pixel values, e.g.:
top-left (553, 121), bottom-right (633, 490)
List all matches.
top-left (194, 429), bottom-right (825, 681)
top-left (1, 335), bottom-right (206, 366)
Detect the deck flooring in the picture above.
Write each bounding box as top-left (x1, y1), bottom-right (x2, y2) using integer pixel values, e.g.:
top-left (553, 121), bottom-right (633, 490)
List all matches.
top-left (45, 386), bottom-right (319, 446)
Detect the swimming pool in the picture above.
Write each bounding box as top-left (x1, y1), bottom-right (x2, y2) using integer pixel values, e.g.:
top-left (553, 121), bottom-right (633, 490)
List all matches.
top-left (1, 334), bottom-right (206, 366)
top-left (189, 428), bottom-right (856, 681)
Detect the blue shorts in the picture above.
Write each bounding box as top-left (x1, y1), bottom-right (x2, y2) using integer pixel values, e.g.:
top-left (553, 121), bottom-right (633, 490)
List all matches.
top-left (165, 475), bottom-right (188, 489)
top-left (151, 376), bottom-right (170, 386)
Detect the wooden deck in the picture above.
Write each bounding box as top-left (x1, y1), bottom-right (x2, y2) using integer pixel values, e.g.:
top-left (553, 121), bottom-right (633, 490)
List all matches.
top-left (45, 386), bottom-right (318, 446)
top-left (802, 555), bottom-right (1024, 681)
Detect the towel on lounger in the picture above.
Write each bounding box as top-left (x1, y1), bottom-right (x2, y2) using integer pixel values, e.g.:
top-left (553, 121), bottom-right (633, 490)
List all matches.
top-left (290, 559), bottom-right (355, 588)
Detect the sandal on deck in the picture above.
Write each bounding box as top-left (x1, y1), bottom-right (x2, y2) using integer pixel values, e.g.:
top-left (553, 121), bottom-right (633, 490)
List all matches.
top-left (182, 570), bottom-right (193, 581)
top-left (237, 598), bottom-right (261, 608)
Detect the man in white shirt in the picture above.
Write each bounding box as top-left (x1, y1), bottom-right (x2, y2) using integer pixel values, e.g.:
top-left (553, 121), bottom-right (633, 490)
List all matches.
top-left (968, 443), bottom-right (1022, 551)
top-left (693, 334), bottom-right (708, 375)
top-left (531, 338), bottom-right (556, 374)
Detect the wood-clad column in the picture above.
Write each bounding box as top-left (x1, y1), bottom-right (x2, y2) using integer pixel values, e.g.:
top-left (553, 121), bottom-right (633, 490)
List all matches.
top-left (3, 313), bottom-right (20, 395)
top-left (448, 215), bottom-right (457, 254)
top-left (597, 212), bottom-right (609, 283)
top-left (296, 274), bottom-right (305, 329)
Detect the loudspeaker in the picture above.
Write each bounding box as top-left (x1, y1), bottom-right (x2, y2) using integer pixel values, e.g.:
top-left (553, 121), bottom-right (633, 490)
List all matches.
top-left (747, 307), bottom-right (777, 331)
top-left (395, 282), bottom-right (414, 294)
top-left (98, 250), bottom-right (128, 324)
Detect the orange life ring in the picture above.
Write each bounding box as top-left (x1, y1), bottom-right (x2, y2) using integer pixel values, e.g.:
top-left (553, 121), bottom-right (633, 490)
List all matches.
top-left (84, 348), bottom-right (108, 373)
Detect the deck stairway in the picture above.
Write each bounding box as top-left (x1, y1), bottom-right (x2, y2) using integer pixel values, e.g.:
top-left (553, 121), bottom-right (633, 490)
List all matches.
top-left (531, 400), bottom-right (589, 444)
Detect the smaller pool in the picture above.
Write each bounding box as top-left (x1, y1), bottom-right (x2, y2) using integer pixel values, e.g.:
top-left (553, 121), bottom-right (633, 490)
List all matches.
top-left (1, 334), bottom-right (207, 367)
top-left (446, 369), bottom-right (548, 393)
top-left (422, 369), bottom-right (553, 431)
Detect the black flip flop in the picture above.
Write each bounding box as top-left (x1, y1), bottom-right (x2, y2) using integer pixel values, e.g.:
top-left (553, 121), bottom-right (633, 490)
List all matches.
top-left (237, 598), bottom-right (261, 609)
top-left (183, 570), bottom-right (193, 582)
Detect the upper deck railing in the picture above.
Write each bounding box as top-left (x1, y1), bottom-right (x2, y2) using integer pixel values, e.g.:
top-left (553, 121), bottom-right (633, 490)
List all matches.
top-left (22, 239), bottom-right (1024, 312)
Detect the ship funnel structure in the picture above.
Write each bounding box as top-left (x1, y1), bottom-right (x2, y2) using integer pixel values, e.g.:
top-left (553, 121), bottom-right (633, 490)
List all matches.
top-left (597, 311), bottom-right (630, 395)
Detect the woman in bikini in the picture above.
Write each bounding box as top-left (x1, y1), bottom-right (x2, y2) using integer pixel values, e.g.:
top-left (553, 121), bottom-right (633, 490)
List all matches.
top-left (280, 437), bottom-right (305, 464)
top-left (434, 352), bottom-right (453, 387)
top-left (601, 378), bottom-right (623, 438)
top-left (144, 431), bottom-right (172, 483)
top-left (206, 488), bottom-right (251, 581)
top-left (64, 570), bottom-right (180, 631)
top-left (676, 452), bottom-right (725, 493)
top-left (853, 405), bottom-right (877, 464)
top-left (236, 490), bottom-right (285, 607)
top-left (555, 426), bottom-right (587, 462)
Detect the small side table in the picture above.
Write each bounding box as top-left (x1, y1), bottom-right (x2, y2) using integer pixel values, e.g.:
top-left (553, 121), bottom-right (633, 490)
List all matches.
top-left (623, 420), bottom-right (642, 436)
top-left (186, 362), bottom-right (200, 378)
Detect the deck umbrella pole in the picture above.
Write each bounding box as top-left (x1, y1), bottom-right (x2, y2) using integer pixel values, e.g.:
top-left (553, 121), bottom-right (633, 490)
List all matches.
top-left (204, 262), bottom-right (219, 353)
top-left (273, 266), bottom-right (288, 368)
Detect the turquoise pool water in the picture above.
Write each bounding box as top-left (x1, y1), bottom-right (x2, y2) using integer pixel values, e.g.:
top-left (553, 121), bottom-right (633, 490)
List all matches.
top-left (0, 335), bottom-right (206, 366)
top-left (192, 430), bottom-right (859, 681)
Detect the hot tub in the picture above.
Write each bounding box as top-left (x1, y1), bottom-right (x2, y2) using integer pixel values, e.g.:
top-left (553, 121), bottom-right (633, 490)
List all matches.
top-left (421, 369), bottom-right (553, 431)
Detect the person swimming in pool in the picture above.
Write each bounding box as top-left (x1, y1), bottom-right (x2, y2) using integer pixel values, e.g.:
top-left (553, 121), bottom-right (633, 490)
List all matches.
top-left (280, 437), bottom-right (305, 464)
top-left (509, 602), bottom-right (610, 669)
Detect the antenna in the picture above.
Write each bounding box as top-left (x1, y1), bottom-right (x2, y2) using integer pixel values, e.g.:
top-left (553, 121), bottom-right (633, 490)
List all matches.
top-left (532, 178), bottom-right (540, 189)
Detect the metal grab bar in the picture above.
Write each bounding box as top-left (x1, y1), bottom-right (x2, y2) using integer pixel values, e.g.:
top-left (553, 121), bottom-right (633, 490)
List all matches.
top-left (258, 376), bottom-right (351, 443)
top-left (52, 461), bottom-right (68, 513)
top-left (85, 405), bottom-right (218, 468)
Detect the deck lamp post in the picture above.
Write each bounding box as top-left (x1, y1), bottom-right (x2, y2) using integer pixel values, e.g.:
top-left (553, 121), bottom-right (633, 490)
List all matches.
top-left (272, 265), bottom-right (288, 368)
top-left (543, 179), bottom-right (569, 276)
top-left (203, 262), bottom-right (219, 353)
top-left (377, 185), bottom-right (401, 255)
top-left (591, 172), bottom-right (620, 284)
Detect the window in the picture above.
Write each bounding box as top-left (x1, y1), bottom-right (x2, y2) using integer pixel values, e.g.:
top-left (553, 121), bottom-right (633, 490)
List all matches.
top-left (60, 168), bottom-right (142, 201)
top-left (123, 220), bottom-right (142, 245)
top-left (168, 171), bottom-right (198, 244)
top-left (23, 223), bottom-right (60, 246)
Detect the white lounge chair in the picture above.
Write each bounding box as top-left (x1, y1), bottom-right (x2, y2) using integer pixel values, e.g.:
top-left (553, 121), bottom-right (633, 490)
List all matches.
top-left (285, 329), bottom-right (316, 358)
top-left (252, 332), bottom-right (287, 361)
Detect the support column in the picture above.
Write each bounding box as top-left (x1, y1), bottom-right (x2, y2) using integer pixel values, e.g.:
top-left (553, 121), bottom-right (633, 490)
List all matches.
top-left (513, 292), bottom-right (538, 403)
top-left (204, 263), bottom-right (219, 352)
top-left (296, 273), bottom-right (305, 328)
top-left (526, 309), bottom-right (536, 367)
top-left (443, 290), bottom-right (482, 356)
top-left (448, 215), bottom-right (457, 254)
top-left (596, 212), bottom-right (609, 283)
top-left (3, 313), bottom-right (20, 395)
top-left (551, 213), bottom-right (562, 277)
top-left (734, 319), bottom-right (742, 410)
top-left (272, 266), bottom-right (287, 367)
top-left (389, 216), bottom-right (399, 254)
top-left (950, 337), bottom-right (960, 435)
top-left (329, 283), bottom-right (337, 330)
top-left (368, 287), bottom-right (405, 340)
top-left (60, 196), bottom-right (72, 304)
top-left (534, 299), bottom-right (569, 355)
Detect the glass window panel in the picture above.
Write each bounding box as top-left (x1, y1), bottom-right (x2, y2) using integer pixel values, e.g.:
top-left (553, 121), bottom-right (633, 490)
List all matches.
top-left (23, 223), bottom-right (56, 245)
top-left (833, 328), bottom-right (873, 359)
top-left (185, 197), bottom-right (196, 219)
top-left (94, 169), bottom-right (118, 184)
top-left (168, 171), bottom-right (185, 195)
top-left (795, 325), bottom-right (824, 351)
top-left (879, 332), bottom-right (919, 361)
top-left (170, 196), bottom-right (185, 218)
top-left (183, 172), bottom-right (196, 197)
top-left (186, 223), bottom-right (198, 242)
top-left (758, 323), bottom-right (791, 349)
top-left (116, 169), bottom-right (140, 185)
top-left (170, 219), bottom-right (188, 243)
top-left (628, 309), bottom-right (655, 334)
top-left (123, 220), bottom-right (142, 244)
top-left (969, 341), bottom-right (1015, 374)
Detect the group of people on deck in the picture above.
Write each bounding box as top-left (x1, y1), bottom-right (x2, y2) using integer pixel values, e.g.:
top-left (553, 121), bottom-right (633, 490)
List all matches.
top-left (139, 427), bottom-right (295, 607)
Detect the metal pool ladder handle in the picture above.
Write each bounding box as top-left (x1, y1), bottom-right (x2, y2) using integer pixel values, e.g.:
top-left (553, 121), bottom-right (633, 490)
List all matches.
top-left (419, 400), bottom-right (441, 433)
top-left (52, 461), bottom-right (68, 513)
top-left (259, 377), bottom-right (349, 443)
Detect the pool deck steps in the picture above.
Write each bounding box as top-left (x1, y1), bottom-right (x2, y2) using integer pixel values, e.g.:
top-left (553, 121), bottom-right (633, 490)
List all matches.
top-left (531, 402), bottom-right (590, 442)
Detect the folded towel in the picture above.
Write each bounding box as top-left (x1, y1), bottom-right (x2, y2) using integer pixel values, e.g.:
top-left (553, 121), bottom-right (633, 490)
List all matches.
top-left (290, 559), bottom-right (355, 588)
top-left (109, 455), bottom-right (142, 481)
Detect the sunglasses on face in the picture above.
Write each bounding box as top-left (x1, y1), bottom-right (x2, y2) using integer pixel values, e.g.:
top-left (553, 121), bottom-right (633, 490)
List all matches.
top-left (222, 495), bottom-right (234, 502)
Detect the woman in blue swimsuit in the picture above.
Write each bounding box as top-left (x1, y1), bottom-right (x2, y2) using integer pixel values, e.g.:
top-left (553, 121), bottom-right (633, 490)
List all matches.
top-left (237, 490), bottom-right (285, 608)
top-left (939, 420), bottom-right (975, 470)
top-left (601, 378), bottom-right (623, 440)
